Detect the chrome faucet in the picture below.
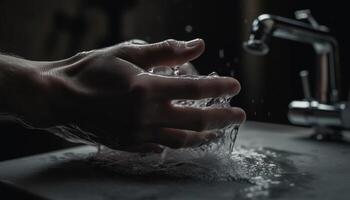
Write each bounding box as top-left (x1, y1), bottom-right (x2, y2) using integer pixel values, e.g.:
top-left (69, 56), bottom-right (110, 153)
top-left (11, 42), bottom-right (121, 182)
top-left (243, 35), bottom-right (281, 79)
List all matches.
top-left (243, 10), bottom-right (350, 140)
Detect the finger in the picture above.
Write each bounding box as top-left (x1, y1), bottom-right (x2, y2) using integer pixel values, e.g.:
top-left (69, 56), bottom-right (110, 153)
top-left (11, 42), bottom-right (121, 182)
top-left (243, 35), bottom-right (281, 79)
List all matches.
top-left (147, 128), bottom-right (218, 149)
top-left (136, 73), bottom-right (241, 100)
top-left (157, 106), bottom-right (246, 132)
top-left (117, 39), bottom-right (205, 69)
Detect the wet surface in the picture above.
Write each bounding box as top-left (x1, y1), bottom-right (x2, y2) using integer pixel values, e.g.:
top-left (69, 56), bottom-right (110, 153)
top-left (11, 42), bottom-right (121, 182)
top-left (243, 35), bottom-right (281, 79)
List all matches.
top-left (85, 146), bottom-right (313, 199)
top-left (0, 121), bottom-right (350, 200)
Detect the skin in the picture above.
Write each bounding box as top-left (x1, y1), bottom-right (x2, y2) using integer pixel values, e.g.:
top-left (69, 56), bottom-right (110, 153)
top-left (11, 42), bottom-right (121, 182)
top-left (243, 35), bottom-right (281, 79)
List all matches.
top-left (0, 38), bottom-right (245, 153)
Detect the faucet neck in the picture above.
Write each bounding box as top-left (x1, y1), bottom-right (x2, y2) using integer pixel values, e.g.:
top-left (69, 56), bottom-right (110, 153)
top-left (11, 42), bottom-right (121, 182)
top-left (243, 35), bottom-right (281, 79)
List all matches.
top-left (246, 13), bottom-right (341, 104)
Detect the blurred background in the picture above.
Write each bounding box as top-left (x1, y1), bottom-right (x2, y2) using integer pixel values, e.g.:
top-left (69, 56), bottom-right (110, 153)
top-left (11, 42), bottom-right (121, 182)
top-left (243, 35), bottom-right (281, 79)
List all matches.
top-left (0, 0), bottom-right (349, 160)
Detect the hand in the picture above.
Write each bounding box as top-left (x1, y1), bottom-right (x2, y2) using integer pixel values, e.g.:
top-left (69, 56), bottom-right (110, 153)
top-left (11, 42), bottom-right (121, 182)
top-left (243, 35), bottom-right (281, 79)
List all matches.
top-left (16, 39), bottom-right (246, 152)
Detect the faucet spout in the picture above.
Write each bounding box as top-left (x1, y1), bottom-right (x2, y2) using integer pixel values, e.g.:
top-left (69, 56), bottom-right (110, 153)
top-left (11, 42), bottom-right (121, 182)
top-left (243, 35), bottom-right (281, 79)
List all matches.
top-left (243, 12), bottom-right (340, 103)
top-left (243, 11), bottom-right (348, 139)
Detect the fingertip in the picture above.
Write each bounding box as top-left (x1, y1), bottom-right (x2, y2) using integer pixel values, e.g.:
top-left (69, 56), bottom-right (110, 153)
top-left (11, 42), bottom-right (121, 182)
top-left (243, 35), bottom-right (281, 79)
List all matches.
top-left (212, 76), bottom-right (241, 97)
top-left (222, 77), bottom-right (241, 96)
top-left (186, 38), bottom-right (205, 50)
top-left (185, 38), bottom-right (203, 48)
top-left (184, 38), bottom-right (205, 60)
top-left (232, 78), bottom-right (241, 96)
top-left (232, 107), bottom-right (246, 124)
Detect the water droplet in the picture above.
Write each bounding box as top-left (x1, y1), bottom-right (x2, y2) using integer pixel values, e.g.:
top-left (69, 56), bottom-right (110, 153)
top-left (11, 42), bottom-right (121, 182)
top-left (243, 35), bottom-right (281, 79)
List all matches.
top-left (208, 71), bottom-right (219, 77)
top-left (219, 49), bottom-right (225, 58)
top-left (185, 25), bottom-right (193, 33)
top-left (230, 70), bottom-right (235, 77)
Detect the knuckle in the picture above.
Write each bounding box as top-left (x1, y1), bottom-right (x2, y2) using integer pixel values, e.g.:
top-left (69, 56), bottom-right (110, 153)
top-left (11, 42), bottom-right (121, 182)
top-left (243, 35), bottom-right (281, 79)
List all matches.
top-left (117, 43), bottom-right (134, 56)
top-left (128, 39), bottom-right (148, 45)
top-left (234, 108), bottom-right (246, 123)
top-left (117, 43), bottom-right (130, 52)
top-left (115, 42), bottom-right (142, 60)
top-left (164, 39), bottom-right (177, 45)
top-left (75, 50), bottom-right (96, 58)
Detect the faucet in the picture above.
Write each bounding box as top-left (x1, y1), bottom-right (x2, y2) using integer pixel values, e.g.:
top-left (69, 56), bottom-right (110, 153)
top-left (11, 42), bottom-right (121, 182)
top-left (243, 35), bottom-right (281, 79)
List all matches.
top-left (243, 10), bottom-right (350, 140)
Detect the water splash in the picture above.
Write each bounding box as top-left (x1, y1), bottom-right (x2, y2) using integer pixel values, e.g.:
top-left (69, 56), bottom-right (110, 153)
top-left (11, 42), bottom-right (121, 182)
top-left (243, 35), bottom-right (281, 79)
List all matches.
top-left (85, 86), bottom-right (302, 199)
top-left (84, 91), bottom-right (305, 199)
top-left (89, 80), bottom-right (244, 181)
top-left (86, 145), bottom-right (307, 199)
top-left (45, 69), bottom-right (306, 198)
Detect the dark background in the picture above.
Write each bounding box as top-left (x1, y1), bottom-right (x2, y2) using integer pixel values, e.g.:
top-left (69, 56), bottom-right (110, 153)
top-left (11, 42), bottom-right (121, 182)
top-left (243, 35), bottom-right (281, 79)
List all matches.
top-left (0, 0), bottom-right (349, 160)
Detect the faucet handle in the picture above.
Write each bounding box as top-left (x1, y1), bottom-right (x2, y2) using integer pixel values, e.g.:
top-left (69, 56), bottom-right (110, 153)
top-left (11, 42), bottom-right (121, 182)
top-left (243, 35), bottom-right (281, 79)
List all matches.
top-left (300, 70), bottom-right (312, 101)
top-left (295, 9), bottom-right (329, 31)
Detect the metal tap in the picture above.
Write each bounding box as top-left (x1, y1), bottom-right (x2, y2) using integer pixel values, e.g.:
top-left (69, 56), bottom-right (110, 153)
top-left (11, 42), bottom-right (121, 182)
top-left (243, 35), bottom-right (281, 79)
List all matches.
top-left (243, 10), bottom-right (350, 140)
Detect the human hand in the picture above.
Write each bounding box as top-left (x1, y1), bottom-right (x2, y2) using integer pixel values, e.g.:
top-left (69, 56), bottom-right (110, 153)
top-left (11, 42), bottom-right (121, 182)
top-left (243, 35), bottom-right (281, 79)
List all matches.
top-left (17, 39), bottom-right (246, 152)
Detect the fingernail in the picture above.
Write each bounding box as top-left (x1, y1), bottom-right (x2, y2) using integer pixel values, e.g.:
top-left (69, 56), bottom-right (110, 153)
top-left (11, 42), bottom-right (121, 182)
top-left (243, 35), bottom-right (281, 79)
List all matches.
top-left (186, 38), bottom-right (202, 48)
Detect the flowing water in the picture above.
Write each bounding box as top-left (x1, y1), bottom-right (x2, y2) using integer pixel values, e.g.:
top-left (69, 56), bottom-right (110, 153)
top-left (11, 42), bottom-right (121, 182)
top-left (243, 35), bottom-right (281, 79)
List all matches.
top-left (85, 144), bottom-right (308, 199)
top-left (84, 96), bottom-right (309, 199)
top-left (47, 71), bottom-right (310, 199)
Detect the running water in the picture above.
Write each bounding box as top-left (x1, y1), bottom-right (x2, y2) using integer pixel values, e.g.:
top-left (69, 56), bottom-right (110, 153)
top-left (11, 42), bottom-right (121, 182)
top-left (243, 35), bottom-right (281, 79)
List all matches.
top-left (89, 92), bottom-right (243, 182)
top-left (47, 71), bottom-right (306, 199)
top-left (85, 95), bottom-right (298, 199)
top-left (87, 145), bottom-right (305, 199)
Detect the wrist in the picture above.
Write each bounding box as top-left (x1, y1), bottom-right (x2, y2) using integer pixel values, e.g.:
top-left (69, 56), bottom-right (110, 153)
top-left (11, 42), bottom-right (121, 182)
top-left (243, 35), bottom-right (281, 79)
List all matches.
top-left (0, 51), bottom-right (93, 127)
top-left (0, 54), bottom-right (51, 125)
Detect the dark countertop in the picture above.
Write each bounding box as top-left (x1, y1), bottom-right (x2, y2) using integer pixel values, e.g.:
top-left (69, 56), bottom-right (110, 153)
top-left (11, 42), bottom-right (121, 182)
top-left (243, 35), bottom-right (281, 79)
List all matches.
top-left (0, 121), bottom-right (350, 200)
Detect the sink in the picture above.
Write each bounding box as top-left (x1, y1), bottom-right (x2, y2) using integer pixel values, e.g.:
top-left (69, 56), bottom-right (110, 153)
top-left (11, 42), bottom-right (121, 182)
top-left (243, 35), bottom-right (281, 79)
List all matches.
top-left (0, 121), bottom-right (350, 200)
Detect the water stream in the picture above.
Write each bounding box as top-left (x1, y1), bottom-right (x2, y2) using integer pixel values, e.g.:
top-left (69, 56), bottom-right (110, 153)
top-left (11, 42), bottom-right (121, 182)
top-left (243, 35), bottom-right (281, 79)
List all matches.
top-left (47, 72), bottom-right (311, 199)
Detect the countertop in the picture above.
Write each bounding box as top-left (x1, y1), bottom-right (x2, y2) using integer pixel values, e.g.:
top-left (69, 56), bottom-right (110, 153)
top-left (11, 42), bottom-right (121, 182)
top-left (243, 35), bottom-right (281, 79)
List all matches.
top-left (0, 121), bottom-right (350, 200)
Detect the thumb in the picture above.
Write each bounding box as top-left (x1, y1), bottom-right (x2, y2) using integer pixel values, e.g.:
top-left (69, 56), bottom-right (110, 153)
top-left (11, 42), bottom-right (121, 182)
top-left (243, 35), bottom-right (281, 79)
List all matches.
top-left (117, 39), bottom-right (205, 69)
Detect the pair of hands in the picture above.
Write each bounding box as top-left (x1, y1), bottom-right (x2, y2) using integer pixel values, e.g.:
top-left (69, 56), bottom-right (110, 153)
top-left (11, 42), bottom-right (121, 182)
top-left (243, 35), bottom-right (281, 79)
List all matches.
top-left (16, 39), bottom-right (245, 153)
